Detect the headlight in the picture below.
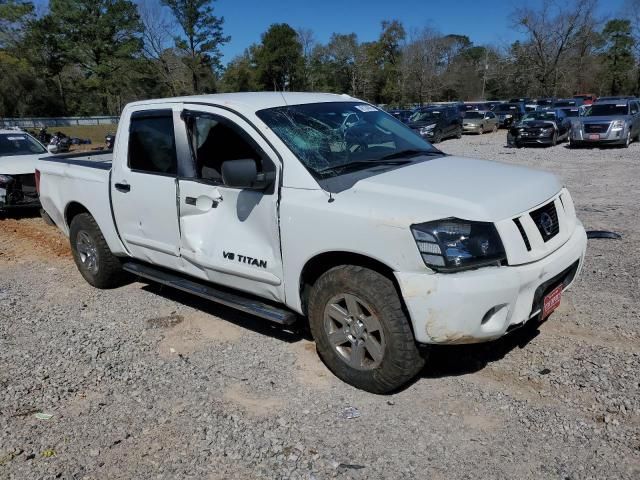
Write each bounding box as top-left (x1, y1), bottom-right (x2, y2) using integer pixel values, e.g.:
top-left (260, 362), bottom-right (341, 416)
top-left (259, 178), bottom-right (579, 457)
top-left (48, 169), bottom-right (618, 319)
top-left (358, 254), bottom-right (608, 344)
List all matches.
top-left (505, 114), bottom-right (513, 118)
top-left (611, 120), bottom-right (625, 131)
top-left (419, 124), bottom-right (436, 135)
top-left (411, 218), bottom-right (506, 272)
top-left (0, 174), bottom-right (14, 187)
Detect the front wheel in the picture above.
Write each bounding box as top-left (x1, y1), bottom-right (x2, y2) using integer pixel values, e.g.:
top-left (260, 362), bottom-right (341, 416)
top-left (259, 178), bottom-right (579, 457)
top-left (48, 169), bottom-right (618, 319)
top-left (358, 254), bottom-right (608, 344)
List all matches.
top-left (478, 124), bottom-right (484, 135)
top-left (551, 132), bottom-right (558, 146)
top-left (455, 127), bottom-right (462, 139)
top-left (308, 266), bottom-right (425, 393)
top-left (70, 213), bottom-right (123, 289)
top-left (432, 130), bottom-right (443, 143)
top-left (492, 124), bottom-right (498, 133)
top-left (623, 131), bottom-right (631, 148)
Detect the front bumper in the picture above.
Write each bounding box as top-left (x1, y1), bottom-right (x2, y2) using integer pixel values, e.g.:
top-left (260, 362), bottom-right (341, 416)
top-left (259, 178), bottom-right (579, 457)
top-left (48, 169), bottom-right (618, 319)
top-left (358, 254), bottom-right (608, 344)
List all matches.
top-left (513, 134), bottom-right (555, 145)
top-left (395, 222), bottom-right (587, 344)
top-left (571, 127), bottom-right (627, 145)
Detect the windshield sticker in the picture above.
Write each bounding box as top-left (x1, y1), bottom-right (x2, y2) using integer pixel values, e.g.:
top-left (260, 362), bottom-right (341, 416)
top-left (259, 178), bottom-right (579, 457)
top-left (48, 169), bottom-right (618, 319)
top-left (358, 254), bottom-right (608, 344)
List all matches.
top-left (355, 104), bottom-right (378, 112)
top-left (7, 136), bottom-right (26, 141)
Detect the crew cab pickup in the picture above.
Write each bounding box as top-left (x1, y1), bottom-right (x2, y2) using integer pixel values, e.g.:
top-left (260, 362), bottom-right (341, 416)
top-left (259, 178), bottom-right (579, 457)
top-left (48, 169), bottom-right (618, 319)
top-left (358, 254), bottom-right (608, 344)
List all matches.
top-left (37, 93), bottom-right (587, 393)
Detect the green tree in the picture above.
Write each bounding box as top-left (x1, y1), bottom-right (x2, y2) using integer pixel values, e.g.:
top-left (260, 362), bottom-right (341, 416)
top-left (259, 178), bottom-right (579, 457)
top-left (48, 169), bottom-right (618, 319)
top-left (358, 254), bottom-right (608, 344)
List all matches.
top-left (219, 49), bottom-right (258, 92)
top-left (254, 23), bottom-right (304, 91)
top-left (162, 0), bottom-right (229, 94)
top-left (48, 0), bottom-right (143, 114)
top-left (602, 19), bottom-right (635, 95)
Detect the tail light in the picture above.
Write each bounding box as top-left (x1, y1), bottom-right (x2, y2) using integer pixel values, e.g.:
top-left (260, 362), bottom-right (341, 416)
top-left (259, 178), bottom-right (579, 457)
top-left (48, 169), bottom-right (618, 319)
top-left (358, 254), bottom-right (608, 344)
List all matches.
top-left (35, 169), bottom-right (41, 195)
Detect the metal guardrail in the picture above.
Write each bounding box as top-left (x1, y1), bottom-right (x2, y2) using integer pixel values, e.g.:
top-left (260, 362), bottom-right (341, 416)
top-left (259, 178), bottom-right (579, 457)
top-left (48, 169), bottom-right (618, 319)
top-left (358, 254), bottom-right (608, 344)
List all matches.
top-left (1, 116), bottom-right (119, 128)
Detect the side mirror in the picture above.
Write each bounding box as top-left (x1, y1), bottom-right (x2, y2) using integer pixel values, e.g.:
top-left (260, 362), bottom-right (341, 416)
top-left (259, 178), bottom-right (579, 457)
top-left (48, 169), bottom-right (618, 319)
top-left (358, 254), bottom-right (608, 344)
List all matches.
top-left (221, 159), bottom-right (272, 190)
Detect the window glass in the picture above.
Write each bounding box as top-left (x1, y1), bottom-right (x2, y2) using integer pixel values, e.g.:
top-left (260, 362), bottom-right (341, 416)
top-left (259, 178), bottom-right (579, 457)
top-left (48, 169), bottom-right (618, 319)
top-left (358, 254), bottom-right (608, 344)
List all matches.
top-left (256, 102), bottom-right (439, 179)
top-left (128, 113), bottom-right (177, 174)
top-left (185, 113), bottom-right (262, 182)
top-left (631, 102), bottom-right (639, 114)
top-left (0, 133), bottom-right (47, 155)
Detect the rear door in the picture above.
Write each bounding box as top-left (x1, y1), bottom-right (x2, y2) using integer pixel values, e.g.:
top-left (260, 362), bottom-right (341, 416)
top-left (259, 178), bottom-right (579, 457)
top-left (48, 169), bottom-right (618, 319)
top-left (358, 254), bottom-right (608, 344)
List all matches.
top-left (110, 105), bottom-right (183, 269)
top-left (173, 106), bottom-right (284, 302)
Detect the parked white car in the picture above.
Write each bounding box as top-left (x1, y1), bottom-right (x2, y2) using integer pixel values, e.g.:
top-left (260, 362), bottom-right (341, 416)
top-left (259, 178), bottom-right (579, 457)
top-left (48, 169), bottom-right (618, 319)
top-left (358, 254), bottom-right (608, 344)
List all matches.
top-left (36, 93), bottom-right (587, 392)
top-left (0, 129), bottom-right (49, 211)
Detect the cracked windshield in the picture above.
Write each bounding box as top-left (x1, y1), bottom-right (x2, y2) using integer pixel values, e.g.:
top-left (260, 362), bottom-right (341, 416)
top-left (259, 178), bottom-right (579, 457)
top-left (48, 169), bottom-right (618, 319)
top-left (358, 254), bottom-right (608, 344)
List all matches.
top-left (257, 102), bottom-right (439, 177)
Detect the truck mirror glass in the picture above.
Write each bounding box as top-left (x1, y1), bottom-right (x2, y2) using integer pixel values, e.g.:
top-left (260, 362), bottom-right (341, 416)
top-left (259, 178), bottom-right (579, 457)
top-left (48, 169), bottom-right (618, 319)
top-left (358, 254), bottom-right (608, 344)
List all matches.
top-left (221, 159), bottom-right (267, 190)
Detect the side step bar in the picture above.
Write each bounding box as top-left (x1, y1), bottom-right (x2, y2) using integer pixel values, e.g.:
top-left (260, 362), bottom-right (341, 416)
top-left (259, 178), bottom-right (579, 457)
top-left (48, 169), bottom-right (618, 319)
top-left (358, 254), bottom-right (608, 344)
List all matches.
top-left (122, 262), bottom-right (298, 325)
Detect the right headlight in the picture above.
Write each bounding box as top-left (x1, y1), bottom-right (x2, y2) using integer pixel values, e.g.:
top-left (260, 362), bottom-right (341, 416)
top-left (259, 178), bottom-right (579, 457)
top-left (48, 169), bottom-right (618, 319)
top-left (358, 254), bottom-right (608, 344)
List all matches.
top-left (611, 120), bottom-right (625, 131)
top-left (411, 218), bottom-right (506, 272)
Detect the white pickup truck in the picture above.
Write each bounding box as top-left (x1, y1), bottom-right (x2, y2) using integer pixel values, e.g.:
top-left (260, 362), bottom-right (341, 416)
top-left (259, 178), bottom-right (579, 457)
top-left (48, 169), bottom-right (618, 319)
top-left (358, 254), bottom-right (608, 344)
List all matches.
top-left (37, 93), bottom-right (587, 393)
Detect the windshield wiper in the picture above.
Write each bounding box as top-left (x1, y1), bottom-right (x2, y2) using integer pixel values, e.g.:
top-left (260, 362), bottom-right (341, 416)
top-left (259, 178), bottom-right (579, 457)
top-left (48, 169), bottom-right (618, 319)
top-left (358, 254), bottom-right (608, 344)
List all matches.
top-left (378, 149), bottom-right (440, 160)
top-left (317, 159), bottom-right (412, 174)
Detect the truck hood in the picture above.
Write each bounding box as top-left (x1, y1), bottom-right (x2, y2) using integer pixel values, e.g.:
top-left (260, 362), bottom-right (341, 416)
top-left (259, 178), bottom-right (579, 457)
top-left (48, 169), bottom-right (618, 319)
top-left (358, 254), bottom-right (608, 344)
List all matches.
top-left (0, 153), bottom-right (49, 176)
top-left (346, 155), bottom-right (561, 223)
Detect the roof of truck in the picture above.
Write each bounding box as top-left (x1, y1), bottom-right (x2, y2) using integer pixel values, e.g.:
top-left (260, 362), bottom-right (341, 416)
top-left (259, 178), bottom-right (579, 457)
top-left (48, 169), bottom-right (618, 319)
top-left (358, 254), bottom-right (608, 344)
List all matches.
top-left (126, 92), bottom-right (360, 116)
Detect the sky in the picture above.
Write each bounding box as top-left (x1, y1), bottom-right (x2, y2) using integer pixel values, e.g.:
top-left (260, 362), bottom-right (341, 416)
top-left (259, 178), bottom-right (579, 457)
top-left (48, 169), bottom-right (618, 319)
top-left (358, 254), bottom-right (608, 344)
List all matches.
top-left (214, 0), bottom-right (628, 62)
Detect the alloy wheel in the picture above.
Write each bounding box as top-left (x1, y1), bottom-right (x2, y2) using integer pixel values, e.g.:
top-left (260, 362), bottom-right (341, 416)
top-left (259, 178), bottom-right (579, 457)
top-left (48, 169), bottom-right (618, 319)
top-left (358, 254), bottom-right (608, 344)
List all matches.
top-left (76, 230), bottom-right (99, 274)
top-left (323, 293), bottom-right (386, 371)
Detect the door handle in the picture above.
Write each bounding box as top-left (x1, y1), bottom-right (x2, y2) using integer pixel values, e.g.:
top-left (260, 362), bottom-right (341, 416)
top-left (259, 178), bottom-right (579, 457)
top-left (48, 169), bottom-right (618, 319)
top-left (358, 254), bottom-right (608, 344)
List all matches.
top-left (185, 195), bottom-right (222, 210)
top-left (115, 182), bottom-right (130, 193)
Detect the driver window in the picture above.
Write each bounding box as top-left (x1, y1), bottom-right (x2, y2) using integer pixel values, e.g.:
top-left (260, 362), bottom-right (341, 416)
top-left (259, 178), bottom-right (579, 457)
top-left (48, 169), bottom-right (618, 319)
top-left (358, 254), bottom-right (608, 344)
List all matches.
top-left (185, 113), bottom-right (262, 183)
top-left (631, 102), bottom-right (639, 115)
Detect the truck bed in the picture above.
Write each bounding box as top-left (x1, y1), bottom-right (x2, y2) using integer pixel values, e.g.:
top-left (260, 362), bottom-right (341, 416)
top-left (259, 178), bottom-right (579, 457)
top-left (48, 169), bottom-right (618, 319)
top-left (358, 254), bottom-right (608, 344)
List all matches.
top-left (39, 150), bottom-right (113, 170)
top-left (36, 149), bottom-right (127, 256)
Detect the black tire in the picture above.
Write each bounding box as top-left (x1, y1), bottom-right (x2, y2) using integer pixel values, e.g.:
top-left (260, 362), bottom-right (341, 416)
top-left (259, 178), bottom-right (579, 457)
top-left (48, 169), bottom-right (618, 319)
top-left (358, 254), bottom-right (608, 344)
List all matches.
top-left (551, 132), bottom-right (558, 147)
top-left (478, 125), bottom-right (484, 135)
top-left (455, 126), bottom-right (462, 139)
top-left (69, 213), bottom-right (123, 289)
top-left (307, 265), bottom-right (425, 393)
top-left (432, 130), bottom-right (443, 143)
top-left (623, 131), bottom-right (631, 148)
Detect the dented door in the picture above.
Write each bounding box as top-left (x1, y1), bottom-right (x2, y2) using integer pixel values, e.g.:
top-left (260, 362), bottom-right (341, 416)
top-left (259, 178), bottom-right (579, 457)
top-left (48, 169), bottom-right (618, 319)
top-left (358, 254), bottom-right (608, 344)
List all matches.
top-left (175, 106), bottom-right (284, 302)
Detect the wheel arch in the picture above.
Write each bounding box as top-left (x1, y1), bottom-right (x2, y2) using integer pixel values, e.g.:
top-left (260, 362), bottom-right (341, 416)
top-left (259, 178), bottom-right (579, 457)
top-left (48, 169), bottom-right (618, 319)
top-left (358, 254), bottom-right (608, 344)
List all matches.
top-left (298, 251), bottom-right (405, 317)
top-left (65, 201), bottom-right (92, 228)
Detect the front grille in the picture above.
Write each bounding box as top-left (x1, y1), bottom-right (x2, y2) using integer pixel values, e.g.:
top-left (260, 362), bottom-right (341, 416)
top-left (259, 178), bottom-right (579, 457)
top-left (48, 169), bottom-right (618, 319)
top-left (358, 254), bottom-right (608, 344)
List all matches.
top-left (529, 201), bottom-right (559, 242)
top-left (584, 123), bottom-right (610, 134)
top-left (513, 218), bottom-right (531, 251)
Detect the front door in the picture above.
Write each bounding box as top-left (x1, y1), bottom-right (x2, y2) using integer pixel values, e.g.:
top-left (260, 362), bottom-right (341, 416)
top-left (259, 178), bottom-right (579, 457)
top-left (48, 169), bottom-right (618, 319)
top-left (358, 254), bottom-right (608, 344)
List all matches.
top-left (110, 106), bottom-right (183, 269)
top-left (174, 106), bottom-right (284, 302)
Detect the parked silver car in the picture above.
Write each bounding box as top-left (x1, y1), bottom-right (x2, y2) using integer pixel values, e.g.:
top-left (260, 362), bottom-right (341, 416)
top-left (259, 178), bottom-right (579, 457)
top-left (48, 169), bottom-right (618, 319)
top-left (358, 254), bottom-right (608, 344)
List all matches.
top-left (462, 110), bottom-right (498, 134)
top-left (569, 99), bottom-right (640, 148)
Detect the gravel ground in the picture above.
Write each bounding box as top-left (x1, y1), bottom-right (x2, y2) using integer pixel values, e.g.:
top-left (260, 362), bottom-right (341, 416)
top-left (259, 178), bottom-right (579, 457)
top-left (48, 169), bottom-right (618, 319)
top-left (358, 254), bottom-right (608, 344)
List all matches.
top-left (1, 131), bottom-right (639, 479)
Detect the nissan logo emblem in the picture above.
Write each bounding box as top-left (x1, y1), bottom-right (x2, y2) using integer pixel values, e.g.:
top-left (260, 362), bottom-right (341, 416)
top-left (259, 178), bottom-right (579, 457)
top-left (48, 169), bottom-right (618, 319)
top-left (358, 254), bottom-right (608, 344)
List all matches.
top-left (539, 212), bottom-right (554, 236)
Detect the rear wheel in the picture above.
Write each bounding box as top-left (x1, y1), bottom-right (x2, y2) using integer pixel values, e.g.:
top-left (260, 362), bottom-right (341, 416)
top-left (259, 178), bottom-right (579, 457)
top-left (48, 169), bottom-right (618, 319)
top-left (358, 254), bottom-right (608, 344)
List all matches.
top-left (308, 265), bottom-right (425, 393)
top-left (69, 213), bottom-right (123, 289)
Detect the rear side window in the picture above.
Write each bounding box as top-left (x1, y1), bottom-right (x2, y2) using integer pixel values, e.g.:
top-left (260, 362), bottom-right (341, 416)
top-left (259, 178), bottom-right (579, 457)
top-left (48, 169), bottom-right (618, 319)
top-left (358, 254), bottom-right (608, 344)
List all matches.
top-left (128, 110), bottom-right (177, 174)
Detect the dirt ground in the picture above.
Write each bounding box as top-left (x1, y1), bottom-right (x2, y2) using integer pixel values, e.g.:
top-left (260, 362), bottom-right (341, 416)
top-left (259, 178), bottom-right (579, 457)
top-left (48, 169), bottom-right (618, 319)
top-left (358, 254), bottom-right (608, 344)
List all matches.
top-left (0, 132), bottom-right (638, 479)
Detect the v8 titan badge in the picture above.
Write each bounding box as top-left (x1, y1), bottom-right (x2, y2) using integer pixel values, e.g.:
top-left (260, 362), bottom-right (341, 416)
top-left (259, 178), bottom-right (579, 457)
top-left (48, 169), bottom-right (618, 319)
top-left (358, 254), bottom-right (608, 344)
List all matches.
top-left (542, 284), bottom-right (563, 319)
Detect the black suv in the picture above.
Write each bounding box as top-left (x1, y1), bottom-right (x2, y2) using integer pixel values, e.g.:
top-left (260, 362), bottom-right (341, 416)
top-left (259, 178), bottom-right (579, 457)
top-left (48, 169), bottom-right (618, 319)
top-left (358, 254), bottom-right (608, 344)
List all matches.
top-left (407, 106), bottom-right (462, 143)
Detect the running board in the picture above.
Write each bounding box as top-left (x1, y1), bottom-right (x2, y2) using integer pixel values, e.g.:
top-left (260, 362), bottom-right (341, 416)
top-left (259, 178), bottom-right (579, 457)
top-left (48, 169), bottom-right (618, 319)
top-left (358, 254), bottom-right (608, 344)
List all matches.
top-left (122, 262), bottom-right (298, 325)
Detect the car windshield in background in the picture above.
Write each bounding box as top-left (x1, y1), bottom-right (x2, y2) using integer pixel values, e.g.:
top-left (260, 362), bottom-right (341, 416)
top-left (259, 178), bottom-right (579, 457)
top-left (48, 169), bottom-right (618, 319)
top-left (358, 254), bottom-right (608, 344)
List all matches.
top-left (409, 109), bottom-right (442, 122)
top-left (586, 104), bottom-right (629, 116)
top-left (256, 102), bottom-right (439, 179)
top-left (464, 112), bottom-right (484, 119)
top-left (523, 112), bottom-right (556, 121)
top-left (495, 105), bottom-right (519, 112)
top-left (0, 133), bottom-right (47, 156)
top-left (561, 109), bottom-right (580, 117)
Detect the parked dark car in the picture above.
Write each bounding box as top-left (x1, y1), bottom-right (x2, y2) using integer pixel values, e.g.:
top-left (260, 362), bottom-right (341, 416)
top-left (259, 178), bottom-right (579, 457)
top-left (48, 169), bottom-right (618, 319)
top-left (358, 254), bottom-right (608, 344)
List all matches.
top-left (493, 103), bottom-right (526, 127)
top-left (534, 98), bottom-right (556, 109)
top-left (507, 109), bottom-right (571, 147)
top-left (388, 109), bottom-right (413, 124)
top-left (553, 98), bottom-right (583, 108)
top-left (509, 97), bottom-right (532, 105)
top-left (408, 105), bottom-right (462, 143)
top-left (559, 107), bottom-right (582, 118)
top-left (594, 96), bottom-right (637, 103)
top-left (570, 99), bottom-right (640, 148)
